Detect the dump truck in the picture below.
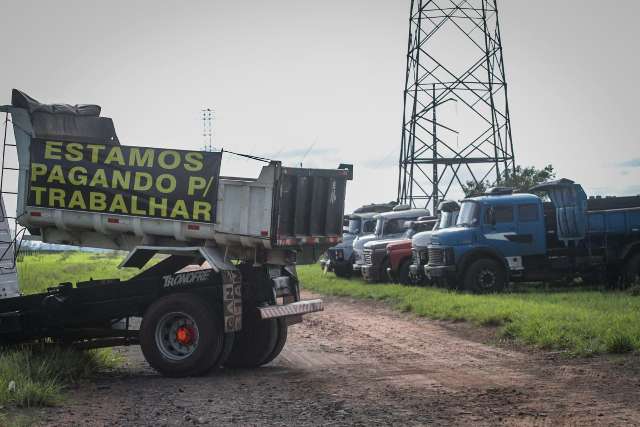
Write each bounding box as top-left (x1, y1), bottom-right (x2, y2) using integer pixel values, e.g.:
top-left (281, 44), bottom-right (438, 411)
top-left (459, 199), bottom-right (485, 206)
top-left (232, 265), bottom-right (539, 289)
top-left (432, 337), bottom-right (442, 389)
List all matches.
top-left (425, 181), bottom-right (640, 292)
top-left (0, 90), bottom-right (351, 377)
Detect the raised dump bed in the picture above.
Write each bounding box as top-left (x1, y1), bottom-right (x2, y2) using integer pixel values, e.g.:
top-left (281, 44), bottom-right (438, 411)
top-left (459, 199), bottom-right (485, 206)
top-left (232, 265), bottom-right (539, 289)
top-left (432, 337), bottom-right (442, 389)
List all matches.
top-left (0, 90), bottom-right (352, 377)
top-left (1, 89), bottom-right (349, 260)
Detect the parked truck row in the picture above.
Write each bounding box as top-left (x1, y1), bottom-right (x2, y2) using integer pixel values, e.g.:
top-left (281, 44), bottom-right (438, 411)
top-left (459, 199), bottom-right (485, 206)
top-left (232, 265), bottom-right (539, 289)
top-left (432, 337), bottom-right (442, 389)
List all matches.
top-left (322, 200), bottom-right (460, 285)
top-left (324, 181), bottom-right (640, 292)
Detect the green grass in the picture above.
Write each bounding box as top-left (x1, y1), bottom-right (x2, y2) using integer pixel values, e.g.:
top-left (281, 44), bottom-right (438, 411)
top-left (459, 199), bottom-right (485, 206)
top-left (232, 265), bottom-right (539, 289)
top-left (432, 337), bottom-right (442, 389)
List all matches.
top-left (0, 251), bottom-right (132, 411)
top-left (298, 266), bottom-right (640, 356)
top-left (17, 251), bottom-right (139, 295)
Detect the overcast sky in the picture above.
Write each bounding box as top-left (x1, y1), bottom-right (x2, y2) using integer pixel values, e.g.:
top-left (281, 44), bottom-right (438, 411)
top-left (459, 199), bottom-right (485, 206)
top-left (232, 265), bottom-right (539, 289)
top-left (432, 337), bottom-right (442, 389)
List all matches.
top-left (1, 0), bottom-right (638, 212)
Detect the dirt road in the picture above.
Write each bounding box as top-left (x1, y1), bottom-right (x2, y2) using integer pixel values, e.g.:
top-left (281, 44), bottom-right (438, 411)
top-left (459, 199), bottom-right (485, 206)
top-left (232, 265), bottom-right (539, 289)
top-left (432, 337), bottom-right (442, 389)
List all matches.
top-left (39, 292), bottom-right (640, 426)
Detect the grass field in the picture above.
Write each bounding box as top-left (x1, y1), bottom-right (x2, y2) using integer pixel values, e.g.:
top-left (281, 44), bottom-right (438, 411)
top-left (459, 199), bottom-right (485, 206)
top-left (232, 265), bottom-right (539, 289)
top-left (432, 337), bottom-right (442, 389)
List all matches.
top-left (0, 252), bottom-right (130, 411)
top-left (298, 266), bottom-right (640, 356)
top-left (17, 251), bottom-right (139, 295)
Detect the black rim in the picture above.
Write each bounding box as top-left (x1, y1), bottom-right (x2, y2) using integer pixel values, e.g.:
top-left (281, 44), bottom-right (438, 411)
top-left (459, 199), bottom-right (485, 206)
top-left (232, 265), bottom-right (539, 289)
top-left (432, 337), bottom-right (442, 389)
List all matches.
top-left (477, 268), bottom-right (497, 290)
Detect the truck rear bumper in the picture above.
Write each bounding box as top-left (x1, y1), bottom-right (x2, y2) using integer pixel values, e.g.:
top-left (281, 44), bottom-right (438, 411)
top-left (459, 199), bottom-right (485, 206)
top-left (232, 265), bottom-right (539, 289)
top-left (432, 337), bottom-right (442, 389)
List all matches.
top-left (258, 299), bottom-right (323, 320)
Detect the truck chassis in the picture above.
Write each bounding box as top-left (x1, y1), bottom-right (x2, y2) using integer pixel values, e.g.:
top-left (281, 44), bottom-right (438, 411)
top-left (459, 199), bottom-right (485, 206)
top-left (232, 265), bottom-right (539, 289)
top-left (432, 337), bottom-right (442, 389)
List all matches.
top-left (0, 246), bottom-right (322, 377)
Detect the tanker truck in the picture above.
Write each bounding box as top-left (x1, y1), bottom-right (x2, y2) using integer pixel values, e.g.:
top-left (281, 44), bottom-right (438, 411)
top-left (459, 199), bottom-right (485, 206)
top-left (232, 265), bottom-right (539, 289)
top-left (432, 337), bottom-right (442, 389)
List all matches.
top-left (0, 89), bottom-right (351, 377)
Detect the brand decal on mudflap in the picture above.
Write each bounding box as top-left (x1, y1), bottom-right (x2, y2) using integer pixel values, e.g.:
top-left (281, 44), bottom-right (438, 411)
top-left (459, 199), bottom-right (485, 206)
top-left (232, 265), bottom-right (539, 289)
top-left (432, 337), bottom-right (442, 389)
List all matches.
top-left (162, 270), bottom-right (212, 288)
top-left (221, 270), bottom-right (242, 332)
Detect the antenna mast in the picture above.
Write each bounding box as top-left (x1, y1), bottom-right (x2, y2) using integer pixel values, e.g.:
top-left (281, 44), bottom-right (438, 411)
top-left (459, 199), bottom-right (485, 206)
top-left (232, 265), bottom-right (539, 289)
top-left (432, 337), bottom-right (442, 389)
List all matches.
top-left (202, 108), bottom-right (215, 152)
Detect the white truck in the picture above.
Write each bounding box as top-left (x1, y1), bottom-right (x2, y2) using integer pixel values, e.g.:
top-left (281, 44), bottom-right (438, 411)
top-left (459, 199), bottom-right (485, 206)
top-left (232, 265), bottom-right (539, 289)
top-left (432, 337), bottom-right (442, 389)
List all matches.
top-left (0, 90), bottom-right (351, 377)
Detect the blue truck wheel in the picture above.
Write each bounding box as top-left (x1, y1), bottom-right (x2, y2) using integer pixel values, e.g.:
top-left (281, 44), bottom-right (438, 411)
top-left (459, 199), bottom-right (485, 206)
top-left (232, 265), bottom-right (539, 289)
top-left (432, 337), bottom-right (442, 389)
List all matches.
top-left (462, 258), bottom-right (506, 293)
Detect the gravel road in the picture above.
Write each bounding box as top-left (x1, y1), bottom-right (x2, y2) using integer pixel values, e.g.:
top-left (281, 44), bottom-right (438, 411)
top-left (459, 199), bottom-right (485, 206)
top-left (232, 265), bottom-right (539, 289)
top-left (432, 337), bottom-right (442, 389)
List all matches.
top-left (37, 292), bottom-right (640, 426)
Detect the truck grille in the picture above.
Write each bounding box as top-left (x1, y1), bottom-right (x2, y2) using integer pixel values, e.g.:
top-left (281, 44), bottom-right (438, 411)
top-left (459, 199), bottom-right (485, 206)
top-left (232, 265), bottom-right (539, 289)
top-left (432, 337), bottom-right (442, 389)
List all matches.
top-left (413, 248), bottom-right (429, 265)
top-left (428, 247), bottom-right (444, 266)
top-left (363, 249), bottom-right (373, 266)
top-left (412, 249), bottom-right (419, 265)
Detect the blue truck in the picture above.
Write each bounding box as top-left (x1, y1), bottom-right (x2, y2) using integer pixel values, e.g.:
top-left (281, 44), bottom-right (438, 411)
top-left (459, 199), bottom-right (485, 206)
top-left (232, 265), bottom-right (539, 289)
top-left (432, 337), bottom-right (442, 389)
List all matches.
top-left (425, 179), bottom-right (640, 292)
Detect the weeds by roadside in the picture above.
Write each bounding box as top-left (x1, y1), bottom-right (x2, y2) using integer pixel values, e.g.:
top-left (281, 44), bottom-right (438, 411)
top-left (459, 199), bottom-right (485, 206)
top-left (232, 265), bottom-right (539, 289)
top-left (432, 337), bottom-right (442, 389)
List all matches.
top-left (0, 345), bottom-right (120, 408)
top-left (0, 252), bottom-right (130, 414)
top-left (299, 266), bottom-right (640, 356)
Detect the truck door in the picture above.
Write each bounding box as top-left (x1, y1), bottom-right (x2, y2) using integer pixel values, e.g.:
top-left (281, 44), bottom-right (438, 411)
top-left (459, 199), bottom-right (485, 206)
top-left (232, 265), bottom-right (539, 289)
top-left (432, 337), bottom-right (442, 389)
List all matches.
top-left (482, 203), bottom-right (543, 256)
top-left (515, 203), bottom-right (546, 256)
top-left (481, 204), bottom-right (517, 257)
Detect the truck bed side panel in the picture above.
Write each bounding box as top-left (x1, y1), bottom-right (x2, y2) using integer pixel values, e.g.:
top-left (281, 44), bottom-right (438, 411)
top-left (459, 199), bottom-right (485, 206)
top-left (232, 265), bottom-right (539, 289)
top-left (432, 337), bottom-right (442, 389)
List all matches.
top-left (587, 208), bottom-right (640, 235)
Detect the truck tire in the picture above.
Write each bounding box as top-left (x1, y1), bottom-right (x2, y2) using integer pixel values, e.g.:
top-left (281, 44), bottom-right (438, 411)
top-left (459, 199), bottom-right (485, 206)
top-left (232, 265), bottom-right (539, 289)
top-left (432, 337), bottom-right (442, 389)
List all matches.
top-left (260, 318), bottom-right (288, 366)
top-left (140, 293), bottom-right (224, 377)
top-left (334, 264), bottom-right (352, 279)
top-left (398, 259), bottom-right (412, 285)
top-left (624, 254), bottom-right (640, 287)
top-left (224, 307), bottom-right (279, 368)
top-left (214, 333), bottom-right (235, 369)
top-left (462, 258), bottom-right (506, 293)
top-left (379, 258), bottom-right (391, 283)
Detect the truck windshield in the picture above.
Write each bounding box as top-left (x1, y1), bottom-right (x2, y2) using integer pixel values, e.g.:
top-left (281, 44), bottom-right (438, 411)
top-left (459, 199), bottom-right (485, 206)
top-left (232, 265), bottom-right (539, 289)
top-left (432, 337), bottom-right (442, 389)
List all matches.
top-left (376, 218), bottom-right (412, 236)
top-left (362, 220), bottom-right (376, 234)
top-left (456, 202), bottom-right (480, 227)
top-left (347, 219), bottom-right (362, 234)
top-left (402, 228), bottom-right (415, 239)
top-left (438, 211), bottom-right (457, 229)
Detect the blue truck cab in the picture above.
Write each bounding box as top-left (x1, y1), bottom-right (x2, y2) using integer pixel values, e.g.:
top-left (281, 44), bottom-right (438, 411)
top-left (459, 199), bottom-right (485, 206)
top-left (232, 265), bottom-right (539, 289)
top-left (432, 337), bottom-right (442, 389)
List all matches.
top-left (426, 180), bottom-right (640, 292)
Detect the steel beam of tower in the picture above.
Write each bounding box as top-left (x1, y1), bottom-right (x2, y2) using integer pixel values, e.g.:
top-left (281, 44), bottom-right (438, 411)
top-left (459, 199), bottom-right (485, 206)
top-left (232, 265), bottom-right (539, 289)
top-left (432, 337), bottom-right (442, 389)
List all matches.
top-left (398, 0), bottom-right (515, 211)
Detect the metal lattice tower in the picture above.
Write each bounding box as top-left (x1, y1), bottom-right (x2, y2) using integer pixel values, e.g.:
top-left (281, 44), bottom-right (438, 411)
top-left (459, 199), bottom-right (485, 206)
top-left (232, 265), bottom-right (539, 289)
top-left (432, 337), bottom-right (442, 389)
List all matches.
top-left (398, 0), bottom-right (515, 211)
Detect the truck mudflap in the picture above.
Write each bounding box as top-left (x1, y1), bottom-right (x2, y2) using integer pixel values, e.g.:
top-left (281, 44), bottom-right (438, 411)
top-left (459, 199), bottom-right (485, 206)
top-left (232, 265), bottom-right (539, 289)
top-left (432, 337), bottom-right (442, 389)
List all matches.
top-left (258, 299), bottom-right (323, 320)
